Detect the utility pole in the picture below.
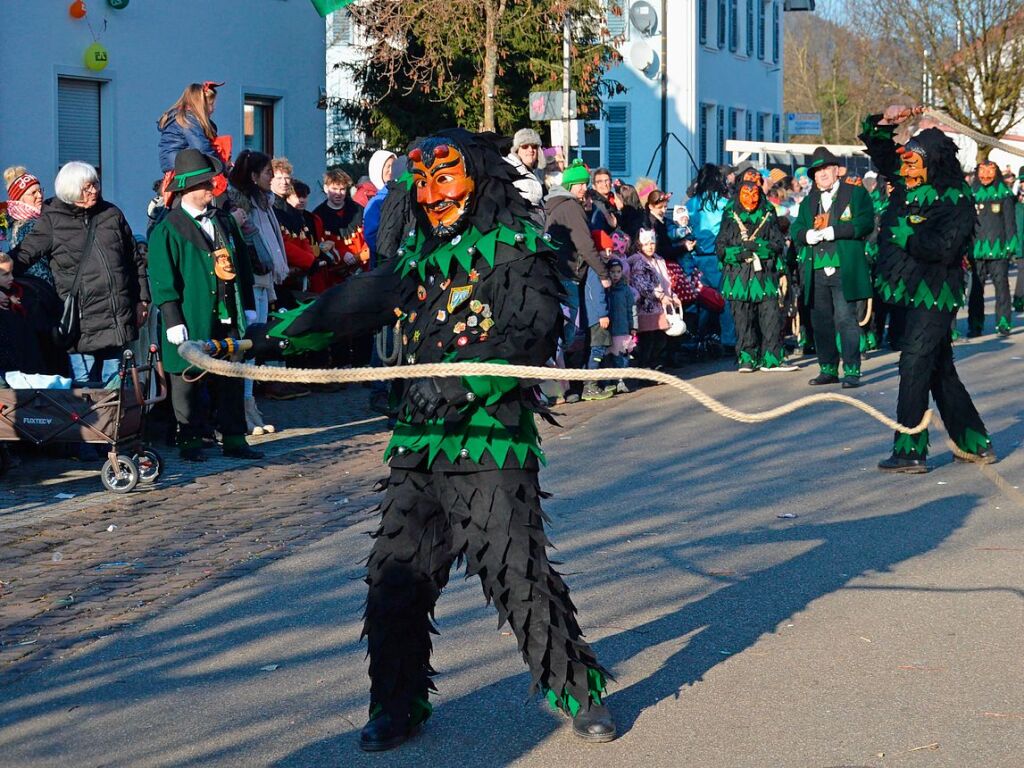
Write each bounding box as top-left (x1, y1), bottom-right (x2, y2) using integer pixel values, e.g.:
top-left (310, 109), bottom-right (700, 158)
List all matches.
top-left (562, 13), bottom-right (572, 163)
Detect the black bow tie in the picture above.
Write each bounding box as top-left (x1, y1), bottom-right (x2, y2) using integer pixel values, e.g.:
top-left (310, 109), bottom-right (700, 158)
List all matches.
top-left (194, 209), bottom-right (214, 223)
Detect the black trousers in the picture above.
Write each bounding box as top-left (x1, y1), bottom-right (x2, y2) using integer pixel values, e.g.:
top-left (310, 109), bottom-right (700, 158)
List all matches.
top-left (169, 372), bottom-right (246, 446)
top-left (1014, 259), bottom-right (1024, 304)
top-left (894, 308), bottom-right (987, 457)
top-left (968, 259), bottom-right (1011, 331)
top-left (636, 329), bottom-right (669, 369)
top-left (811, 269), bottom-right (861, 375)
top-left (364, 466), bottom-right (606, 724)
top-left (731, 299), bottom-right (784, 367)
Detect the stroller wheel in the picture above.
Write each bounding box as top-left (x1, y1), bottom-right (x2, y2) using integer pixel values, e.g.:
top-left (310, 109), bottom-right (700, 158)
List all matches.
top-left (100, 455), bottom-right (140, 494)
top-left (133, 449), bottom-right (164, 484)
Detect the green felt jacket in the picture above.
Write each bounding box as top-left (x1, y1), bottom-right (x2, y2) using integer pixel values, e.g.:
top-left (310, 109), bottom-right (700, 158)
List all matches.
top-left (147, 207), bottom-right (255, 373)
top-left (791, 179), bottom-right (875, 302)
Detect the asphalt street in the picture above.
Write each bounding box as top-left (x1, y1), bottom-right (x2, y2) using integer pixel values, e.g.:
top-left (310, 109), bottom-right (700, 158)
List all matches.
top-left (1, 330), bottom-right (1022, 768)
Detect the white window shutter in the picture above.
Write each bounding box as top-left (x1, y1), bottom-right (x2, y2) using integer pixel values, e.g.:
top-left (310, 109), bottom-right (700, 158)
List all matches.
top-left (58, 78), bottom-right (102, 171)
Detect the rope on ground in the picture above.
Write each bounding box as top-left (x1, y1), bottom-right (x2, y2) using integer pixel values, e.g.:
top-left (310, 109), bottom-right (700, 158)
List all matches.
top-left (178, 341), bottom-right (931, 436)
top-left (922, 108), bottom-right (1024, 160)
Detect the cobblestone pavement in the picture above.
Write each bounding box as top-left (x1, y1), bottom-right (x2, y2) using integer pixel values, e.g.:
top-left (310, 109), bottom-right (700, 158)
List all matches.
top-left (0, 383), bottom-right (610, 687)
top-left (0, 387), bottom-right (397, 684)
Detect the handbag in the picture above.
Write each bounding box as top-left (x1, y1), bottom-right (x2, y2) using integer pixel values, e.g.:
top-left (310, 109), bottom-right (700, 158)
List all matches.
top-left (54, 215), bottom-right (99, 349)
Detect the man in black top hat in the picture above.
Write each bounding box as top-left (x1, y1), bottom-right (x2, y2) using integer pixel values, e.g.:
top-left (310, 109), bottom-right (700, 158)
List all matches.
top-left (148, 149), bottom-right (262, 462)
top-left (791, 147), bottom-right (874, 388)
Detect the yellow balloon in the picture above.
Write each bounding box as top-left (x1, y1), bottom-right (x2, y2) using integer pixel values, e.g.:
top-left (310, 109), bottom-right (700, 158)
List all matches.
top-left (84, 42), bottom-right (109, 71)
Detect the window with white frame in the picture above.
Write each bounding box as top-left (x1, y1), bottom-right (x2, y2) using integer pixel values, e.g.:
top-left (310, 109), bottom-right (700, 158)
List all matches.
top-left (756, 111), bottom-right (768, 141)
top-left (606, 0), bottom-right (628, 39)
top-left (605, 103), bottom-right (630, 176)
top-left (58, 77), bottom-right (102, 177)
top-left (330, 10), bottom-right (352, 45)
top-left (745, 110), bottom-right (753, 139)
top-left (772, 114), bottom-right (782, 142)
top-left (699, 0), bottom-right (708, 44)
top-left (244, 96), bottom-right (277, 155)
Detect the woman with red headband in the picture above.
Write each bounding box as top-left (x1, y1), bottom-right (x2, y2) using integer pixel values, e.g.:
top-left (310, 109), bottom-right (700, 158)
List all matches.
top-left (3, 166), bottom-right (52, 287)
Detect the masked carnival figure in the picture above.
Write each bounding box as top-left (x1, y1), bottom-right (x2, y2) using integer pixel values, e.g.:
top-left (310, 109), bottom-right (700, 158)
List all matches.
top-left (249, 130), bottom-right (616, 750)
top-left (715, 169), bottom-right (794, 372)
top-left (967, 160), bottom-right (1017, 336)
top-left (859, 106), bottom-right (996, 472)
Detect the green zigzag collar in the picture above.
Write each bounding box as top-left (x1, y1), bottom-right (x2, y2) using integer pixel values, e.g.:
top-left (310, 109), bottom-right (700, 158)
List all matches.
top-left (905, 184), bottom-right (968, 207)
top-left (973, 182), bottom-right (1012, 202)
top-left (393, 219), bottom-right (547, 282)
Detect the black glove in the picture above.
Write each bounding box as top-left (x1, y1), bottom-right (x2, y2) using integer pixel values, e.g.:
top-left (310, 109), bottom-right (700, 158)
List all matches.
top-left (243, 321), bottom-right (290, 361)
top-left (405, 377), bottom-right (474, 421)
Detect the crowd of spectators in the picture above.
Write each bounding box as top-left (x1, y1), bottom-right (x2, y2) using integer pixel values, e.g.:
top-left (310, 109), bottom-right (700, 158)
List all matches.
top-left (3, 82), bottom-right (1024, 463)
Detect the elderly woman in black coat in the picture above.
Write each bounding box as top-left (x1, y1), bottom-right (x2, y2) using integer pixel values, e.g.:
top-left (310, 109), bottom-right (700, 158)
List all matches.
top-left (12, 161), bottom-right (149, 384)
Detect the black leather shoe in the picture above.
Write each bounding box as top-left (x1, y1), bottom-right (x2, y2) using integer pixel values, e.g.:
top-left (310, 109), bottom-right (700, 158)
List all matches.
top-left (359, 714), bottom-right (418, 752)
top-left (877, 453), bottom-right (928, 474)
top-left (841, 377), bottom-right (861, 389)
top-left (179, 447), bottom-right (207, 462)
top-left (954, 446), bottom-right (998, 465)
top-left (808, 373), bottom-right (840, 386)
top-left (222, 445), bottom-right (264, 460)
top-left (572, 703), bottom-right (617, 743)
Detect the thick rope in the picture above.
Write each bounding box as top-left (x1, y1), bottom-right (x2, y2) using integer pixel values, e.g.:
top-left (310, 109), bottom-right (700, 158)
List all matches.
top-left (859, 297), bottom-right (873, 328)
top-left (922, 108), bottom-right (1024, 160)
top-left (179, 341), bottom-right (930, 435)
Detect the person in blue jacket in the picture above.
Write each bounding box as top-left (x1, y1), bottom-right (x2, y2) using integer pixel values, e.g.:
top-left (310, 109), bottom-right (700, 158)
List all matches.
top-left (157, 82), bottom-right (222, 173)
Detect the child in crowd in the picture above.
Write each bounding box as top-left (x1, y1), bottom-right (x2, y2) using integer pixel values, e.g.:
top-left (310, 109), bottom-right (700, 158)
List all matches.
top-left (0, 251), bottom-right (45, 376)
top-left (581, 265), bottom-right (614, 401)
top-left (628, 228), bottom-right (679, 369)
top-left (605, 258), bottom-right (637, 393)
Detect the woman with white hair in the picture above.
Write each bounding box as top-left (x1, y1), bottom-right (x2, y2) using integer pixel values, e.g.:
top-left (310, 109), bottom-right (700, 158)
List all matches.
top-left (11, 161), bottom-right (149, 385)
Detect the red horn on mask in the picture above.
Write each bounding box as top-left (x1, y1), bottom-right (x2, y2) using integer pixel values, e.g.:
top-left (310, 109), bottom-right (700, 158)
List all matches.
top-left (433, 144), bottom-right (450, 159)
top-left (408, 148), bottom-right (423, 162)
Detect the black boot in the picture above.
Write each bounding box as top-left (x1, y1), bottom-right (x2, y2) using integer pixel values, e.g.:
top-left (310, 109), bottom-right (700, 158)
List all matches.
top-left (572, 703), bottom-right (617, 743)
top-left (877, 453), bottom-right (928, 474)
top-left (359, 713), bottom-right (418, 752)
top-left (954, 446), bottom-right (998, 465)
top-left (808, 373), bottom-right (840, 386)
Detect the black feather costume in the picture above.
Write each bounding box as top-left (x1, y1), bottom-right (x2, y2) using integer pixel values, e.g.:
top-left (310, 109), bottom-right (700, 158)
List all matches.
top-left (859, 116), bottom-right (991, 459)
top-left (259, 129), bottom-right (610, 731)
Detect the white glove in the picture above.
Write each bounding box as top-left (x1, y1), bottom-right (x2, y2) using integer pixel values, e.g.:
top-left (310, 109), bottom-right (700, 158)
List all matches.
top-left (805, 229), bottom-right (823, 246)
top-left (244, 310), bottom-right (258, 326)
top-left (343, 251), bottom-right (358, 266)
top-left (820, 226), bottom-right (836, 242)
top-left (166, 324), bottom-right (189, 345)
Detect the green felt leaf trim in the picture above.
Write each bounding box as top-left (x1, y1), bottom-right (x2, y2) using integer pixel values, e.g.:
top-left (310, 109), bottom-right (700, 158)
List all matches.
top-left (894, 429), bottom-right (929, 457)
top-left (268, 302), bottom-right (335, 355)
top-left (954, 427), bottom-right (991, 455)
top-left (545, 668), bottom-right (606, 717)
top-left (393, 219), bottom-right (545, 281)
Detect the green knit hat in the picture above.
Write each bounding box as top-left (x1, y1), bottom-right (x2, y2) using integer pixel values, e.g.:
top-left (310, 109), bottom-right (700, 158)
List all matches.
top-left (561, 160), bottom-right (591, 188)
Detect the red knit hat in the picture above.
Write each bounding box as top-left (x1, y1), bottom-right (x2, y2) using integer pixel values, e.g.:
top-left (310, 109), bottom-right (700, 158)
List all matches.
top-left (591, 229), bottom-right (613, 251)
top-left (7, 173), bottom-right (39, 201)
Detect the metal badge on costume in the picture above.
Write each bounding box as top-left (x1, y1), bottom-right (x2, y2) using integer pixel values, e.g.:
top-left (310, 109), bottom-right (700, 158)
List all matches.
top-left (409, 142), bottom-right (476, 238)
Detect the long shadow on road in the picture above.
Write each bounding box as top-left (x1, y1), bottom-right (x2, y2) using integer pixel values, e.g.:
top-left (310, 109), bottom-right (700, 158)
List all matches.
top-left (280, 494), bottom-right (976, 767)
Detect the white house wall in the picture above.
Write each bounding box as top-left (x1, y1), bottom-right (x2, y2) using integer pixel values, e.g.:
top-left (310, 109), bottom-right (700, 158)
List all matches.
top-left (602, 0), bottom-right (783, 196)
top-left (0, 0), bottom-right (326, 234)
